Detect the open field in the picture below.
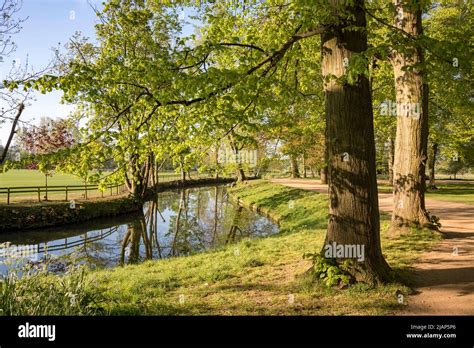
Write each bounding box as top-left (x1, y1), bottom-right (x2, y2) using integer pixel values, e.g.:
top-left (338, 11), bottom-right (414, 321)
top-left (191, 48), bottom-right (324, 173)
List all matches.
top-left (0, 170), bottom-right (84, 187)
top-left (425, 183), bottom-right (474, 205)
top-left (0, 170), bottom-right (207, 204)
top-left (377, 182), bottom-right (474, 205)
top-left (0, 170), bottom-right (122, 203)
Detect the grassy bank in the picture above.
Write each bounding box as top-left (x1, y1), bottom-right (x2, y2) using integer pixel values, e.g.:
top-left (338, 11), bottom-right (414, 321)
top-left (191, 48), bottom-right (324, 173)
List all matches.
top-left (1, 180), bottom-right (442, 315)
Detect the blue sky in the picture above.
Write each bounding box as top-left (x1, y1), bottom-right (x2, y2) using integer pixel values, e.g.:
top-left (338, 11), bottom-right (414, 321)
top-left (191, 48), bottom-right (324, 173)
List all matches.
top-left (0, 0), bottom-right (198, 145)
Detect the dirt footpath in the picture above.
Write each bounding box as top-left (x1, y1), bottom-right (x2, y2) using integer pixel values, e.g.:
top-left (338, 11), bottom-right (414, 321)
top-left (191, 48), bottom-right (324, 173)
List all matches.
top-left (271, 178), bottom-right (474, 315)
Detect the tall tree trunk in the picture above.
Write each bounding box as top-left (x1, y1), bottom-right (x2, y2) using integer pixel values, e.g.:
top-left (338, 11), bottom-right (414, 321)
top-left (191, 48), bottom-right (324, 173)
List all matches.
top-left (321, 0), bottom-right (390, 283)
top-left (387, 137), bottom-right (395, 185)
top-left (390, 0), bottom-right (432, 229)
top-left (290, 154), bottom-right (300, 178)
top-left (427, 142), bottom-right (438, 189)
top-left (154, 156), bottom-right (159, 185)
top-left (302, 154), bottom-right (307, 178)
top-left (320, 166), bottom-right (327, 184)
top-left (236, 167), bottom-right (246, 182)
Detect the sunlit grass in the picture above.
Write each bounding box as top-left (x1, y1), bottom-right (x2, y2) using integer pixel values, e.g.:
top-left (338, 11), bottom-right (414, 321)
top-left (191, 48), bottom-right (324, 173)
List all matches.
top-left (378, 182), bottom-right (474, 205)
top-left (0, 169), bottom-right (84, 187)
top-left (426, 183), bottom-right (474, 205)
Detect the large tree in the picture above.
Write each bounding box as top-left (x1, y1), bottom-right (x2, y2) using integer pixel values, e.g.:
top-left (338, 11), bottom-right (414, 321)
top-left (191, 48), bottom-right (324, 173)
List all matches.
top-left (321, 0), bottom-right (390, 282)
top-left (389, 0), bottom-right (433, 229)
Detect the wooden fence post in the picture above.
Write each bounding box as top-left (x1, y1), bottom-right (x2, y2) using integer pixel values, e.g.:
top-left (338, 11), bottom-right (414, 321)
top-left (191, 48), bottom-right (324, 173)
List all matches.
top-left (38, 187), bottom-right (41, 202)
top-left (65, 186), bottom-right (68, 201)
top-left (7, 188), bottom-right (10, 205)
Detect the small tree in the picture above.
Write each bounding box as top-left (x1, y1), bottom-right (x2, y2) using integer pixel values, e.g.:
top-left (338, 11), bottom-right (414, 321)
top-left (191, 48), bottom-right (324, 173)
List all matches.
top-left (18, 119), bottom-right (74, 199)
top-left (442, 159), bottom-right (467, 180)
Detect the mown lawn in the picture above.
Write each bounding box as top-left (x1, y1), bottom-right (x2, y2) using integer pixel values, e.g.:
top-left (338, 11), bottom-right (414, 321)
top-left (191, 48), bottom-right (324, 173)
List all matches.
top-left (0, 170), bottom-right (112, 203)
top-left (378, 182), bottom-right (474, 205)
top-left (0, 169), bottom-right (84, 187)
top-left (0, 170), bottom-right (196, 204)
top-left (426, 183), bottom-right (474, 205)
top-left (83, 180), bottom-right (442, 315)
top-left (0, 169), bottom-right (186, 187)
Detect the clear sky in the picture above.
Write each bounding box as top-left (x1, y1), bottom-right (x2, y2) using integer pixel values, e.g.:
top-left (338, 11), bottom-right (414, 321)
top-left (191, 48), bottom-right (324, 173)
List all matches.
top-left (0, 0), bottom-right (198, 146)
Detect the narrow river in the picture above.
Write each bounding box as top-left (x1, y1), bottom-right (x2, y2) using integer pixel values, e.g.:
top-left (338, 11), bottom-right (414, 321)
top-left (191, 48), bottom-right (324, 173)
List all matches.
top-left (0, 185), bottom-right (279, 275)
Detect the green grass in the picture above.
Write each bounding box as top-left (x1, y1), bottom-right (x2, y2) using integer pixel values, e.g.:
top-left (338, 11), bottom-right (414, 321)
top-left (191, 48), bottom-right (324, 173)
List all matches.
top-left (1, 180), bottom-right (442, 315)
top-left (0, 169), bottom-right (115, 203)
top-left (0, 169), bottom-right (186, 187)
top-left (0, 169), bottom-right (84, 187)
top-left (426, 183), bottom-right (474, 205)
top-left (377, 182), bottom-right (474, 205)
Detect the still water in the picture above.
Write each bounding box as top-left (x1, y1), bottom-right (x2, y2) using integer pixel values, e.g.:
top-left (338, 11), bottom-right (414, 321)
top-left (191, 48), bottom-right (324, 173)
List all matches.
top-left (0, 185), bottom-right (278, 275)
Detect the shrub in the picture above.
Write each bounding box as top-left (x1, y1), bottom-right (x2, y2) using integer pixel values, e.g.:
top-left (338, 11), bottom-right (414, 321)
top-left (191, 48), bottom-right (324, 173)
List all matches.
top-left (0, 262), bottom-right (107, 316)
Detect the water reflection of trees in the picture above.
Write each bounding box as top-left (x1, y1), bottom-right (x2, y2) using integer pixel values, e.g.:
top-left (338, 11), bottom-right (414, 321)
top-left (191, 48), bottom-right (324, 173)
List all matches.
top-left (118, 186), bottom-right (277, 265)
top-left (0, 186), bottom-right (277, 274)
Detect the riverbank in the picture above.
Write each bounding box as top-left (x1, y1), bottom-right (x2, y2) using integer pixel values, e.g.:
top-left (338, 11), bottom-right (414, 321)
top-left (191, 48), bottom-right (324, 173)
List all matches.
top-left (0, 177), bottom-right (236, 232)
top-left (1, 180), bottom-right (442, 315)
top-left (0, 195), bottom-right (138, 232)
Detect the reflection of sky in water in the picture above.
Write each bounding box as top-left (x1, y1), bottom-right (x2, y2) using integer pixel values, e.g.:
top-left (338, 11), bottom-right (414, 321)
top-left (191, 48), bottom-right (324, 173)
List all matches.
top-left (0, 185), bottom-right (278, 275)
